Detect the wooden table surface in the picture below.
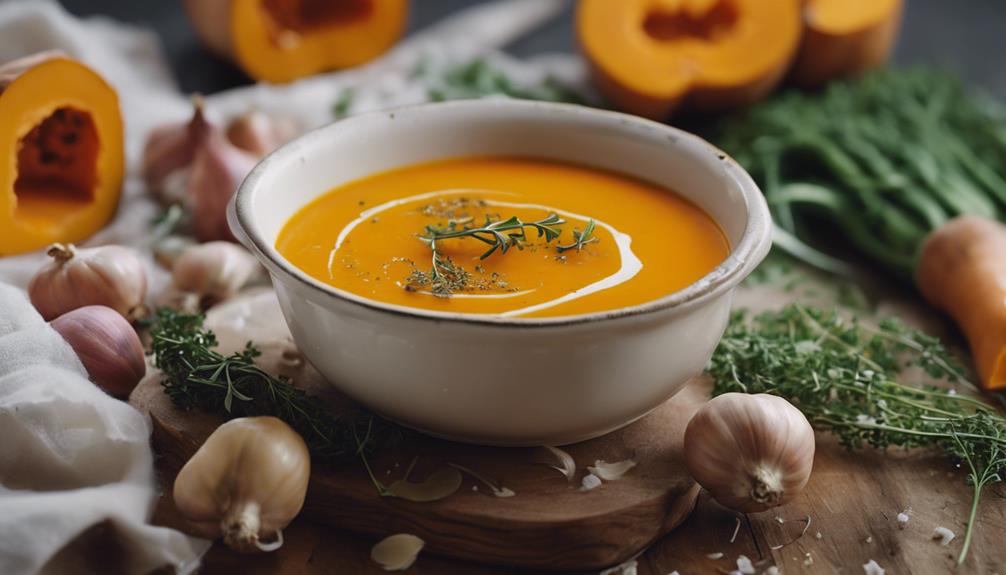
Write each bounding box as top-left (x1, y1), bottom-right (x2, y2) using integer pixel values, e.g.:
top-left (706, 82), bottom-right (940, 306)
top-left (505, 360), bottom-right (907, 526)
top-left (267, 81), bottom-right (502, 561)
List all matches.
top-left (156, 431), bottom-right (1006, 574)
top-left (142, 282), bottom-right (1006, 574)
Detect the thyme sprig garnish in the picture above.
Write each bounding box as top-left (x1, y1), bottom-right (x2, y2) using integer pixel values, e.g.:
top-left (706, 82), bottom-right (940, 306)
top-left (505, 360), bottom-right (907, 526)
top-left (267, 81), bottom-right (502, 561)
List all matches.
top-left (557, 219), bottom-right (598, 253)
top-left (150, 308), bottom-right (400, 464)
top-left (708, 304), bottom-right (1006, 565)
top-left (406, 212), bottom-right (599, 297)
top-left (422, 213), bottom-right (566, 260)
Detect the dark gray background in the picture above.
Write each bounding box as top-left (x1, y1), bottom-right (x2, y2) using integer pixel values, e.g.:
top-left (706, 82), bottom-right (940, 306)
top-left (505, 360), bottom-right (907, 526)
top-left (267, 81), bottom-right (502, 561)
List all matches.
top-left (54, 0), bottom-right (1006, 98)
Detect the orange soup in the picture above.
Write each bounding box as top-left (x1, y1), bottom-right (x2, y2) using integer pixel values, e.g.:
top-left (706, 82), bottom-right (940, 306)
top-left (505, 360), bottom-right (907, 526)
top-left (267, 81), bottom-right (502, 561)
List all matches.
top-left (276, 157), bottom-right (729, 318)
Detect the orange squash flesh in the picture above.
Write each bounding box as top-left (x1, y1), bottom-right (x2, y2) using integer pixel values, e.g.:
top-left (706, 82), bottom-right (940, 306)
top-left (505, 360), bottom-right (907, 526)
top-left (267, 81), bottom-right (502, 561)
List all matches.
top-left (276, 157), bottom-right (729, 319)
top-left (917, 217), bottom-right (1006, 391)
top-left (185, 0), bottom-right (408, 84)
top-left (0, 53), bottom-right (124, 256)
top-left (577, 0), bottom-right (802, 120)
top-left (792, 0), bottom-right (904, 87)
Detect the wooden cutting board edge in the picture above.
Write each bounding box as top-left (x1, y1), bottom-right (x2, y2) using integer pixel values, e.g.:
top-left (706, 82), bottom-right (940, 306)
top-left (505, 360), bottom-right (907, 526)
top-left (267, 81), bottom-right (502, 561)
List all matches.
top-left (132, 377), bottom-right (706, 570)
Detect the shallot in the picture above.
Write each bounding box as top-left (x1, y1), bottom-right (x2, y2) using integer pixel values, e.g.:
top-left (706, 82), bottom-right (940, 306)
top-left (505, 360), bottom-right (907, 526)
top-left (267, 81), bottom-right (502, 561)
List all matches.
top-left (50, 305), bottom-right (146, 397)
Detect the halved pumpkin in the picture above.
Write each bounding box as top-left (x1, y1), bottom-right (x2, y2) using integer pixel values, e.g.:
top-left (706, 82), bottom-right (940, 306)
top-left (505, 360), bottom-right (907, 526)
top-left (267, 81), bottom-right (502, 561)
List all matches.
top-left (577, 0), bottom-right (803, 120)
top-left (0, 52), bottom-right (124, 256)
top-left (184, 0), bottom-right (409, 83)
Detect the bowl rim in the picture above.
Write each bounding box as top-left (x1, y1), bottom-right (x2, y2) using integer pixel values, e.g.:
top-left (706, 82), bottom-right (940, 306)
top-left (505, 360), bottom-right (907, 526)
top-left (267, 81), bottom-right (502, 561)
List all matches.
top-left (229, 99), bottom-right (772, 327)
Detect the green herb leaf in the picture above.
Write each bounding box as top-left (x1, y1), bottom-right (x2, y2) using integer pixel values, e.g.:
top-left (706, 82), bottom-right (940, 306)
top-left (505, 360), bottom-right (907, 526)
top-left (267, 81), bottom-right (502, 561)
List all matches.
top-left (408, 212), bottom-right (577, 296)
top-left (332, 88), bottom-right (355, 118)
top-left (557, 219), bottom-right (598, 253)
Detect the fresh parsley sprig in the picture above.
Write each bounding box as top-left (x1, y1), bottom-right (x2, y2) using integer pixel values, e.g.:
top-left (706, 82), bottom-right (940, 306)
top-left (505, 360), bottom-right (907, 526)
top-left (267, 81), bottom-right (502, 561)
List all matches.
top-left (708, 304), bottom-right (1006, 565)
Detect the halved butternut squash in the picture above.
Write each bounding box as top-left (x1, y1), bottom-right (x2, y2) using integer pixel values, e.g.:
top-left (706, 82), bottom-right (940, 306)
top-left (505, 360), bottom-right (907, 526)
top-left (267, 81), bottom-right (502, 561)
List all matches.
top-left (577, 0), bottom-right (802, 120)
top-left (792, 0), bottom-right (904, 87)
top-left (0, 52), bottom-right (124, 256)
top-left (184, 0), bottom-right (409, 83)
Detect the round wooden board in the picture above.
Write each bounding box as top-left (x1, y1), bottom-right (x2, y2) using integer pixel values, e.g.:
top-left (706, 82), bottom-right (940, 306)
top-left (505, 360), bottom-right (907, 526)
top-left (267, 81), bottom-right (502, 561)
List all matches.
top-left (131, 289), bottom-right (705, 571)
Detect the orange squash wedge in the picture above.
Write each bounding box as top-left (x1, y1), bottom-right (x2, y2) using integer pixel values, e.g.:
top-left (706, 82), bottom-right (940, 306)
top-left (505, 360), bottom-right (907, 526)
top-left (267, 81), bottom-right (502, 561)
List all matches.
top-left (184, 0), bottom-right (409, 84)
top-left (577, 0), bottom-right (803, 120)
top-left (0, 52), bottom-right (124, 257)
top-left (792, 0), bottom-right (904, 87)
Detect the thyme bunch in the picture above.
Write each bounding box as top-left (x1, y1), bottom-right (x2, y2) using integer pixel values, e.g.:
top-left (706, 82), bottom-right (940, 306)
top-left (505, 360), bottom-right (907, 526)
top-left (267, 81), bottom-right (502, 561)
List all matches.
top-left (708, 304), bottom-right (1006, 564)
top-left (150, 308), bottom-right (399, 463)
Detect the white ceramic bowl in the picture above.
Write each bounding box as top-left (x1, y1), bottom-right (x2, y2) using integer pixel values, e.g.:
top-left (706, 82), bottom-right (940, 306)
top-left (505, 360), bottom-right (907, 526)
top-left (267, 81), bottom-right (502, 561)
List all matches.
top-left (229, 100), bottom-right (771, 446)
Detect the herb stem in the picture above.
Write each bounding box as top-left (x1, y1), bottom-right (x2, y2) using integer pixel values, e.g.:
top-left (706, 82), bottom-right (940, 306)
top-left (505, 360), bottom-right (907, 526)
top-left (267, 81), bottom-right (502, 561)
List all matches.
top-left (408, 211), bottom-right (599, 296)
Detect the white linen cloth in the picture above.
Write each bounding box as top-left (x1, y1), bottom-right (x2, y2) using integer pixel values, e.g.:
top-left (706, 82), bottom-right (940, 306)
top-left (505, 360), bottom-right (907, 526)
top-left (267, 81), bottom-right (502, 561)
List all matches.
top-left (0, 1), bottom-right (583, 573)
top-left (0, 282), bottom-right (208, 575)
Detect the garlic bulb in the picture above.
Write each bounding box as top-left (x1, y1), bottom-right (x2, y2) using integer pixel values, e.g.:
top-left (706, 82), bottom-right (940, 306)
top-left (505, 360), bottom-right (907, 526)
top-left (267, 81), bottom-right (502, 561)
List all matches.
top-left (172, 241), bottom-right (259, 304)
top-left (684, 393), bottom-right (815, 512)
top-left (174, 416), bottom-right (310, 553)
top-left (29, 243), bottom-right (148, 321)
top-left (50, 305), bottom-right (146, 397)
top-left (226, 109), bottom-right (300, 157)
top-left (189, 113), bottom-right (259, 242)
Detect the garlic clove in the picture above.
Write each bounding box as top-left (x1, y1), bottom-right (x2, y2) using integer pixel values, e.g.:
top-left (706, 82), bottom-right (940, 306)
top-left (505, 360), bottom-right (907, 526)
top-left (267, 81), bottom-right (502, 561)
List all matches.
top-left (172, 241), bottom-right (260, 305)
top-left (50, 305), bottom-right (146, 397)
top-left (371, 533), bottom-right (424, 571)
top-left (531, 445), bottom-right (576, 482)
top-left (29, 243), bottom-right (148, 321)
top-left (226, 109), bottom-right (301, 158)
top-left (173, 416), bottom-right (310, 553)
top-left (385, 467), bottom-right (463, 502)
top-left (587, 459), bottom-right (636, 481)
top-left (684, 393), bottom-right (816, 513)
top-left (188, 117), bottom-right (260, 243)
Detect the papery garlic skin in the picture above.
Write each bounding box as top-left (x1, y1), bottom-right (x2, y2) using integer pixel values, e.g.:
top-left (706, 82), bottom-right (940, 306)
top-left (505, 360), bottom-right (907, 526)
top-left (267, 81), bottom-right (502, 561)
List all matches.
top-left (29, 243), bottom-right (148, 321)
top-left (371, 533), bottom-right (425, 571)
top-left (174, 416), bottom-right (310, 553)
top-left (50, 305), bottom-right (146, 396)
top-left (684, 393), bottom-right (815, 512)
top-left (172, 241), bottom-right (259, 303)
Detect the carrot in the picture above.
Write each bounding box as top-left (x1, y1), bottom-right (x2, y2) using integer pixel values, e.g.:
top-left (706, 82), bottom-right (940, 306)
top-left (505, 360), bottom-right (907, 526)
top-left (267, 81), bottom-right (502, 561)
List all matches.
top-left (917, 216), bottom-right (1006, 390)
